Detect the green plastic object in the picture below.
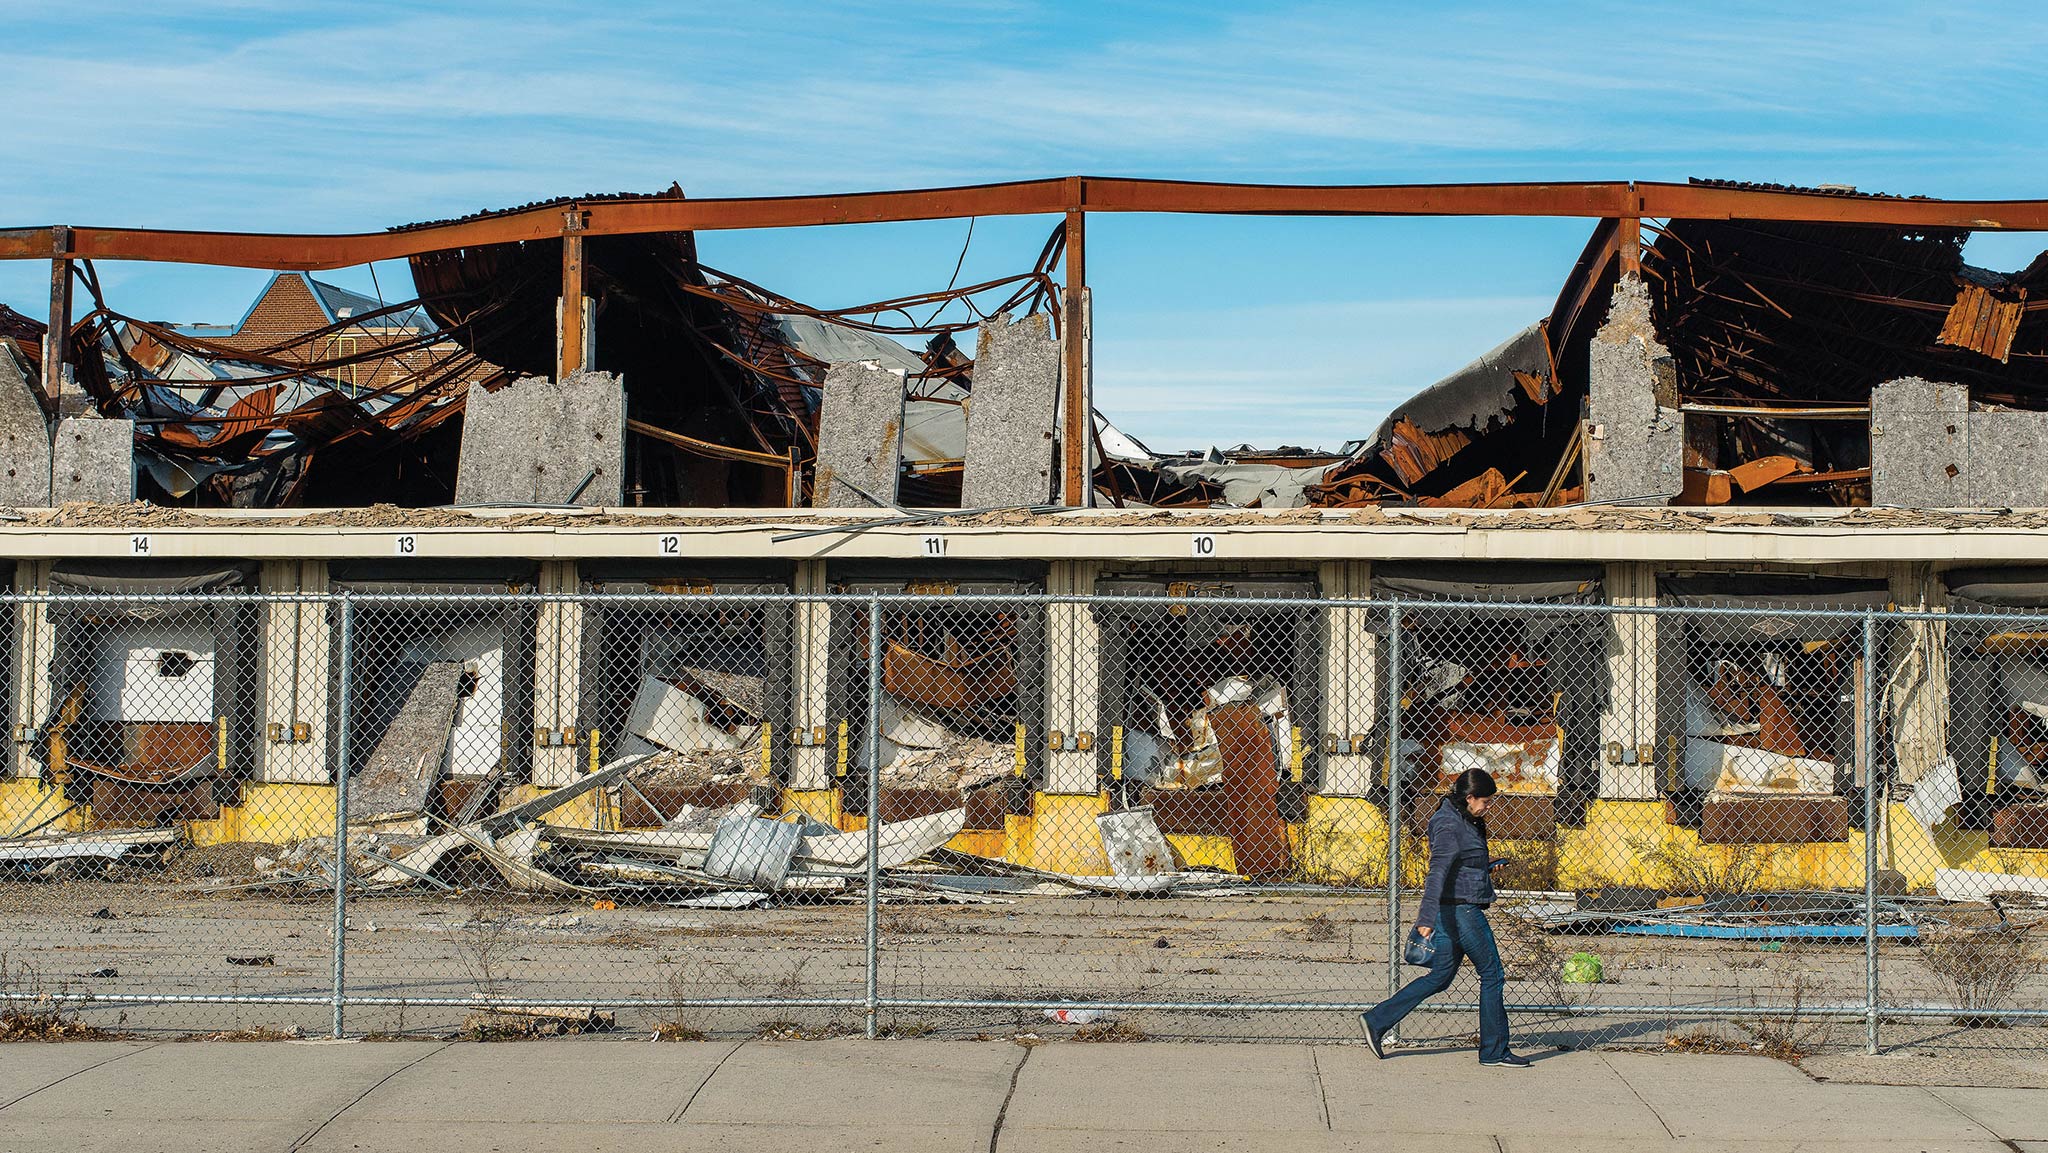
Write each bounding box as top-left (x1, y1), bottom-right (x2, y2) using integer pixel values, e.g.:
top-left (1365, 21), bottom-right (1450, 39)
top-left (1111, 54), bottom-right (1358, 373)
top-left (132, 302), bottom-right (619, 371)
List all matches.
top-left (1561, 951), bottom-right (1605, 984)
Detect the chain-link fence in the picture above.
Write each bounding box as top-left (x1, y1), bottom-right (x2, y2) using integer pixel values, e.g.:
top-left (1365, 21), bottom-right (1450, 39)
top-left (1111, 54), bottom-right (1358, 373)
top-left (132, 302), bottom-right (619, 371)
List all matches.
top-left (2, 585), bottom-right (2043, 1052)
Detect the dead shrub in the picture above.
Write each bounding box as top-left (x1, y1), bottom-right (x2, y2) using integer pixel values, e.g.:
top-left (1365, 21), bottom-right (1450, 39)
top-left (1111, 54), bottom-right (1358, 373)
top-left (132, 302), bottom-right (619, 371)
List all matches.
top-left (1629, 837), bottom-right (1787, 898)
top-left (452, 896), bottom-right (524, 1005)
top-left (653, 959), bottom-right (717, 1041)
top-left (1916, 923), bottom-right (2042, 1028)
top-left (1734, 964), bottom-right (1836, 1061)
top-left (1492, 907), bottom-right (1591, 1010)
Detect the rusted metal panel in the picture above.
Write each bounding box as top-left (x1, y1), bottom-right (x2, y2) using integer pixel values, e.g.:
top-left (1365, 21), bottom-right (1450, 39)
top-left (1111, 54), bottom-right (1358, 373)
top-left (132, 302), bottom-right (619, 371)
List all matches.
top-left (88, 776), bottom-right (221, 825)
top-left (1727, 454), bottom-right (1804, 493)
top-left (1207, 701), bottom-right (1290, 877)
top-left (1693, 797), bottom-right (1849, 844)
top-left (1990, 802), bottom-right (2048, 849)
top-left (882, 641), bottom-right (1016, 711)
top-left (1380, 417), bottom-right (1474, 487)
top-left (1937, 283), bottom-right (2026, 362)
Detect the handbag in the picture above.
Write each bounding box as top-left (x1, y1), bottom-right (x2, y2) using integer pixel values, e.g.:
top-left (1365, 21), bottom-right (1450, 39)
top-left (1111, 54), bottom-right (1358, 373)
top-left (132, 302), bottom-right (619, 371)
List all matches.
top-left (1403, 925), bottom-right (1439, 967)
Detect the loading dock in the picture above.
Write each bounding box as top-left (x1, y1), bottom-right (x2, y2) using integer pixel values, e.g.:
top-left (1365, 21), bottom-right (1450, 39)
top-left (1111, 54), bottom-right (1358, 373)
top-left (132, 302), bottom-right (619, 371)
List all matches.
top-left (38, 561), bottom-right (261, 826)
top-left (329, 562), bottom-right (538, 828)
top-left (1941, 567), bottom-right (2048, 848)
top-left (1655, 573), bottom-right (1891, 843)
top-left (576, 561), bottom-right (794, 823)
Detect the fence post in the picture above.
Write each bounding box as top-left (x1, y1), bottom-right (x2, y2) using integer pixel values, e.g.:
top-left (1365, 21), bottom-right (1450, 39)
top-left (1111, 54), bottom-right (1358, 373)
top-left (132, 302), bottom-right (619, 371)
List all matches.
top-left (1384, 599), bottom-right (1403, 1036)
top-left (330, 593), bottom-right (355, 1040)
top-left (864, 591), bottom-right (883, 1039)
top-left (1862, 609), bottom-right (1880, 1055)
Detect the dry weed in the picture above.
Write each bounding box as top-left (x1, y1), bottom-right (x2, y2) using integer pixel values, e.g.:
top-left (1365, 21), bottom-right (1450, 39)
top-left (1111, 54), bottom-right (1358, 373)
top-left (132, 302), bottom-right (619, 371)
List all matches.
top-left (1071, 1019), bottom-right (1147, 1042)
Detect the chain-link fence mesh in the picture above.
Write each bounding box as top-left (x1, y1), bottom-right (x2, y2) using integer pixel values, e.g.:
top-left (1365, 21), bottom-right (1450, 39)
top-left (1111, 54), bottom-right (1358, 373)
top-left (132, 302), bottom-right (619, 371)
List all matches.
top-left (2, 582), bottom-right (2042, 1051)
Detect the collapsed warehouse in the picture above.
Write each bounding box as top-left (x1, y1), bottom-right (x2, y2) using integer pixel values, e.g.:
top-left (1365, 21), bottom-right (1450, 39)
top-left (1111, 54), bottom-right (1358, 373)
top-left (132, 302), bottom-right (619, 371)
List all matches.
top-left (2, 177), bottom-right (2048, 905)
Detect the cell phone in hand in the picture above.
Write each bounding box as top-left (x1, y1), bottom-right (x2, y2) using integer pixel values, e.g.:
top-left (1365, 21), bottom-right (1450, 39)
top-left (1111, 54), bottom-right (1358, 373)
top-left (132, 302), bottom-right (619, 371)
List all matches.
top-left (1489, 857), bottom-right (1512, 870)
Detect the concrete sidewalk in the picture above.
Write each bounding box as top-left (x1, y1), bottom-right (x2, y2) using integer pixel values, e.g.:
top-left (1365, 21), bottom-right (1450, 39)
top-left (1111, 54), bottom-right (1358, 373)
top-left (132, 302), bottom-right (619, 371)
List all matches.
top-left (0, 1039), bottom-right (2043, 1153)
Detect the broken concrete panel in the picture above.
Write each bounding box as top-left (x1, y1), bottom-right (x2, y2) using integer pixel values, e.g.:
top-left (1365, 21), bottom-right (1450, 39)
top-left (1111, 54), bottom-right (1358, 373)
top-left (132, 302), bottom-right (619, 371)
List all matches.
top-left (1584, 277), bottom-right (1683, 505)
top-left (1967, 408), bottom-right (2048, 508)
top-left (1871, 377), bottom-right (2048, 508)
top-left (349, 660), bottom-right (464, 823)
top-left (50, 416), bottom-right (134, 505)
top-left (454, 371), bottom-right (625, 506)
top-left (0, 346), bottom-right (52, 507)
top-left (814, 361), bottom-right (907, 507)
top-left (1870, 378), bottom-right (1969, 507)
top-left (961, 312), bottom-right (1059, 507)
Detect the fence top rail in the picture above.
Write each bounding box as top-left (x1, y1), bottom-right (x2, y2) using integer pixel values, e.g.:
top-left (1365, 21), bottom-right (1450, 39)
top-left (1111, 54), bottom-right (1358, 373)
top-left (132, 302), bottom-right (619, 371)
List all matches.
top-left (4, 588), bottom-right (2048, 625)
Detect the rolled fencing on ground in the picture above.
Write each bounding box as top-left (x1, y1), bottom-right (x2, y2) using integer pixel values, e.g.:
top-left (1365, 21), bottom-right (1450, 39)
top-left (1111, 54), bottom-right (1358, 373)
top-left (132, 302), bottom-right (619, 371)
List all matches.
top-left (1, 588), bottom-right (2043, 1052)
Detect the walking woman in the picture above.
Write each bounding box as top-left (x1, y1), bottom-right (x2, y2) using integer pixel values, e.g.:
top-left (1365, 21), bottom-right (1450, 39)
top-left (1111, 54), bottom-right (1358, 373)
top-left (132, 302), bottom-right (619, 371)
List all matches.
top-left (1361, 767), bottom-right (1529, 1067)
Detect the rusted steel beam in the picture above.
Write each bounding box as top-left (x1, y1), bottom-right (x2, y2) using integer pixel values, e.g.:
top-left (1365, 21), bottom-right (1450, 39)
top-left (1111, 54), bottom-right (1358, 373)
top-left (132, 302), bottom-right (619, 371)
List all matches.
top-left (0, 228), bottom-right (56, 260)
top-left (1619, 217), bottom-right (1641, 275)
top-left (1061, 198), bottom-right (1089, 507)
top-left (60, 212), bottom-right (567, 269)
top-left (1631, 182), bottom-right (2048, 230)
top-left (1079, 178), bottom-right (1635, 218)
top-left (18, 178), bottom-right (2048, 272)
top-left (580, 179), bottom-right (1070, 236)
top-left (45, 227), bottom-right (72, 411)
top-left (559, 226), bottom-right (585, 379)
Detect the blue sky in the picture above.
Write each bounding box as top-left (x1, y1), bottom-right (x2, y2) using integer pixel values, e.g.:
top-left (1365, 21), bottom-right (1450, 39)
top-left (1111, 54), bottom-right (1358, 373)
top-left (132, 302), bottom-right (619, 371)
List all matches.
top-left (4, 0), bottom-right (2045, 451)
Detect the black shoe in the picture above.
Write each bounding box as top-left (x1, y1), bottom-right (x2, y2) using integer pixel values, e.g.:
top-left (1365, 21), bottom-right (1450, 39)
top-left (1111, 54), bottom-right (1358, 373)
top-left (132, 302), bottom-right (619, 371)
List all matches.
top-left (1359, 1015), bottom-right (1386, 1060)
top-left (1479, 1052), bottom-right (1531, 1068)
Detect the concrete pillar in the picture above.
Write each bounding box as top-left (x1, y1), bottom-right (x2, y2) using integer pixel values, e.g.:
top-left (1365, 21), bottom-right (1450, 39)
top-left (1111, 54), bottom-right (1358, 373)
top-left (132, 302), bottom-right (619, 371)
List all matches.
top-left (256, 560), bottom-right (331, 783)
top-left (8, 561), bottom-right (54, 779)
top-left (530, 560), bottom-right (584, 787)
top-left (1316, 560), bottom-right (1376, 797)
top-left (1598, 561), bottom-right (1660, 799)
top-left (1583, 277), bottom-right (1683, 505)
top-left (1044, 560), bottom-right (1101, 795)
top-left (785, 560), bottom-right (834, 792)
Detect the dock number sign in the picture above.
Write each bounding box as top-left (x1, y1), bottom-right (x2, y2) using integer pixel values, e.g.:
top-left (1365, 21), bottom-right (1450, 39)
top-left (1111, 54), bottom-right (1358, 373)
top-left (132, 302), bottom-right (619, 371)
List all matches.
top-left (921, 534), bottom-right (947, 558)
top-left (656, 534), bottom-right (680, 556)
top-left (128, 533), bottom-right (152, 556)
top-left (1190, 533), bottom-right (1217, 558)
top-left (393, 533), bottom-right (418, 556)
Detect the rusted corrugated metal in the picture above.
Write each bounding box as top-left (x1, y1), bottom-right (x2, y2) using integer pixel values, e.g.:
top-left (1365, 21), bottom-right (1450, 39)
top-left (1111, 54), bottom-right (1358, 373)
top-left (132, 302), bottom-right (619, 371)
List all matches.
top-left (1937, 283), bottom-right (2027, 362)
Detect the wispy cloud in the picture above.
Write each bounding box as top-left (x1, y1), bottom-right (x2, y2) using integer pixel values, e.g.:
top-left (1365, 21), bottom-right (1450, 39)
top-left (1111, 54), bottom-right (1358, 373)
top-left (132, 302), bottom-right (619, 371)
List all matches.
top-left (2, 0), bottom-right (2044, 444)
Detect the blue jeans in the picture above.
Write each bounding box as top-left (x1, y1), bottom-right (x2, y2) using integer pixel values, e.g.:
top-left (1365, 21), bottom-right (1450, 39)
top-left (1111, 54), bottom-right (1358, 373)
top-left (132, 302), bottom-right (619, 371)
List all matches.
top-left (1365, 903), bottom-right (1509, 1061)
